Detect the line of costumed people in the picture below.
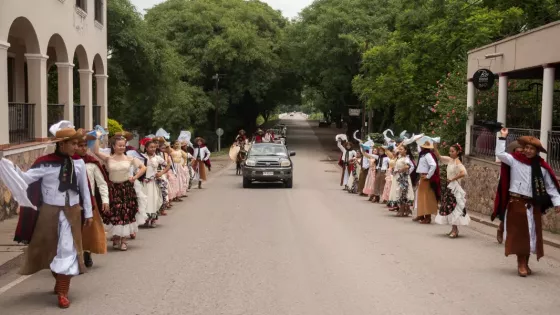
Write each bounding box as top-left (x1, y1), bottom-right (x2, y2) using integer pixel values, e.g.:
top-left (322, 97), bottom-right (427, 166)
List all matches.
top-left (336, 127), bottom-right (560, 277)
top-left (0, 121), bottom-right (212, 309)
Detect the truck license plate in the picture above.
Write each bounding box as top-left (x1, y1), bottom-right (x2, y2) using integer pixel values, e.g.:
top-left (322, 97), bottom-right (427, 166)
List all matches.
top-left (263, 172), bottom-right (273, 176)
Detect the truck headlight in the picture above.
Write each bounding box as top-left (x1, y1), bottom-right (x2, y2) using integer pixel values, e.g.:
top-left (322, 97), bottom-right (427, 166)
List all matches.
top-left (280, 159), bottom-right (291, 167)
top-left (245, 159), bottom-right (256, 166)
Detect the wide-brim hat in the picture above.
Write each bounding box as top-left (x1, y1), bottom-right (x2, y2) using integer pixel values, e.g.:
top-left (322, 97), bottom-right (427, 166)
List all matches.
top-left (506, 140), bottom-right (523, 154)
top-left (76, 129), bottom-right (96, 143)
top-left (49, 120), bottom-right (82, 142)
top-left (194, 137), bottom-right (205, 144)
top-left (239, 129), bottom-right (246, 134)
top-left (517, 136), bottom-right (547, 153)
top-left (256, 129), bottom-right (264, 135)
top-left (152, 136), bottom-right (165, 143)
top-left (420, 140), bottom-right (434, 149)
top-left (114, 131), bottom-right (133, 141)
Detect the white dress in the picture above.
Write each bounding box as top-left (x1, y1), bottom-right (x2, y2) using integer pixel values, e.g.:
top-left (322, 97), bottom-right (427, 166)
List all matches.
top-left (435, 156), bottom-right (470, 226)
top-left (142, 155), bottom-right (164, 218)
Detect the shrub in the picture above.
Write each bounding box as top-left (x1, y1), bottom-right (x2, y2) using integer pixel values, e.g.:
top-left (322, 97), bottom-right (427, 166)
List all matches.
top-left (107, 119), bottom-right (124, 137)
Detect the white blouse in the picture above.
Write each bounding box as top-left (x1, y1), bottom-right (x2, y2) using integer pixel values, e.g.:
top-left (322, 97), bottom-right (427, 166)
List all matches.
top-left (416, 153), bottom-right (437, 179)
top-left (337, 142), bottom-right (357, 162)
top-left (193, 147), bottom-right (211, 161)
top-left (496, 139), bottom-right (560, 205)
top-left (16, 159), bottom-right (92, 218)
top-left (439, 156), bottom-right (467, 181)
top-left (396, 156), bottom-right (416, 175)
top-left (371, 154), bottom-right (389, 171)
top-left (85, 163), bottom-right (109, 204)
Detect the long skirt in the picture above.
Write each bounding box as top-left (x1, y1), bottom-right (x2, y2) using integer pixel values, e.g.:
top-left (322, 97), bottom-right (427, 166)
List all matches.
top-left (143, 180), bottom-right (163, 220)
top-left (381, 169), bottom-right (393, 202)
top-left (348, 164), bottom-right (360, 194)
top-left (397, 172), bottom-right (415, 206)
top-left (415, 178), bottom-right (438, 216)
top-left (20, 204), bottom-right (85, 276)
top-left (103, 181), bottom-right (139, 238)
top-left (82, 202), bottom-right (107, 254)
top-left (504, 197), bottom-right (544, 259)
top-left (133, 180), bottom-right (148, 225)
top-left (435, 182), bottom-right (470, 226)
top-left (387, 172), bottom-right (403, 208)
top-left (363, 167), bottom-right (376, 195)
top-left (176, 163), bottom-right (189, 196)
top-left (357, 168), bottom-right (368, 194)
top-left (373, 170), bottom-right (386, 196)
top-left (167, 170), bottom-right (179, 200)
top-left (156, 176), bottom-right (169, 209)
top-left (192, 160), bottom-right (208, 182)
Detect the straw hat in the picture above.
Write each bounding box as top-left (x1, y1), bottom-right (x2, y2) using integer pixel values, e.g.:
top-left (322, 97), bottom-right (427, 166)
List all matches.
top-left (517, 136), bottom-right (547, 153)
top-left (420, 140), bottom-right (434, 149)
top-left (114, 131), bottom-right (133, 141)
top-left (506, 140), bottom-right (522, 154)
top-left (48, 120), bottom-right (82, 141)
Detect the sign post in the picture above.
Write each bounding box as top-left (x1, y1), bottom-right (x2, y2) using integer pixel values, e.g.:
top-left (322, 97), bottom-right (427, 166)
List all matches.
top-left (216, 128), bottom-right (224, 152)
top-left (473, 69), bottom-right (495, 90)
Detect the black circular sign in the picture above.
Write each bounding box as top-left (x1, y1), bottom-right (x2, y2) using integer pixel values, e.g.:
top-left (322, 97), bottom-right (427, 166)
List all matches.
top-left (473, 69), bottom-right (495, 91)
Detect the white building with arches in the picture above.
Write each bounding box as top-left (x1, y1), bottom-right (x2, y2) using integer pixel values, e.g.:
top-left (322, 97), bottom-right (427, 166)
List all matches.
top-left (0, 0), bottom-right (108, 148)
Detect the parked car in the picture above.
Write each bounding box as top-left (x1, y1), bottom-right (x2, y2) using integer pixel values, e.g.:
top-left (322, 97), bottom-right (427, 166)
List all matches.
top-left (242, 143), bottom-right (295, 188)
top-left (319, 120), bottom-right (330, 127)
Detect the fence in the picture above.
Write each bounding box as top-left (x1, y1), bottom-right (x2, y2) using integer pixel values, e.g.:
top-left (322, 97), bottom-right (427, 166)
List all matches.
top-left (8, 103), bottom-right (35, 144)
top-left (93, 105), bottom-right (101, 127)
top-left (47, 104), bottom-right (65, 134)
top-left (73, 104), bottom-right (85, 129)
top-left (547, 131), bottom-right (560, 173)
top-left (470, 125), bottom-right (540, 161)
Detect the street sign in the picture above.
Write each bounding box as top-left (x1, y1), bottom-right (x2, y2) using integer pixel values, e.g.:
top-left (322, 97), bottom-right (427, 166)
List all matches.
top-left (349, 108), bottom-right (361, 116)
top-left (473, 69), bottom-right (495, 91)
top-left (216, 128), bottom-right (224, 136)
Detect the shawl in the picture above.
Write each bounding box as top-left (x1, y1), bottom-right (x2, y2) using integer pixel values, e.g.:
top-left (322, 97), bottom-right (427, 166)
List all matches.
top-left (78, 154), bottom-right (112, 209)
top-left (14, 154), bottom-right (82, 244)
top-left (492, 152), bottom-right (560, 221)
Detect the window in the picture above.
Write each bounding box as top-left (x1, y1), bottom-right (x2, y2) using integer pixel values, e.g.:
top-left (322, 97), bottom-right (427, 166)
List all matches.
top-left (76, 0), bottom-right (87, 12)
top-left (94, 0), bottom-right (103, 24)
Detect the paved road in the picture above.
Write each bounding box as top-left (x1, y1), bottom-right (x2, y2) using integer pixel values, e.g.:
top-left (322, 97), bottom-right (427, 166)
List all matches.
top-left (1, 117), bottom-right (560, 314)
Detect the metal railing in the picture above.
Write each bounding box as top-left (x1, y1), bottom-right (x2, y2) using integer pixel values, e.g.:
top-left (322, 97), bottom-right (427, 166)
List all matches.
top-left (93, 105), bottom-right (101, 127)
top-left (470, 125), bottom-right (496, 160)
top-left (47, 104), bottom-right (65, 133)
top-left (8, 103), bottom-right (35, 144)
top-left (73, 104), bottom-right (85, 129)
top-left (470, 125), bottom-right (540, 161)
top-left (547, 131), bottom-right (560, 173)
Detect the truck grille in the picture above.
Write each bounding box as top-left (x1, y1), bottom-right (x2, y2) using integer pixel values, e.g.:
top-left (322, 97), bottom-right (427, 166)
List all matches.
top-left (256, 161), bottom-right (280, 167)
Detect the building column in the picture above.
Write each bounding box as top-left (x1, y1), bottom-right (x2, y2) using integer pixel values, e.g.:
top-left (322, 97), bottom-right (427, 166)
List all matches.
top-left (497, 74), bottom-right (508, 125)
top-left (540, 65), bottom-right (555, 158)
top-left (56, 63), bottom-right (74, 122)
top-left (465, 78), bottom-right (475, 156)
top-left (95, 74), bottom-right (108, 128)
top-left (25, 54), bottom-right (49, 140)
top-left (78, 69), bottom-right (94, 129)
top-left (0, 41), bottom-right (10, 145)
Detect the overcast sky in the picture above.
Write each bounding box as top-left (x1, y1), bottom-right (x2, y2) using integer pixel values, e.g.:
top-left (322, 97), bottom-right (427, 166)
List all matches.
top-left (130, 0), bottom-right (313, 18)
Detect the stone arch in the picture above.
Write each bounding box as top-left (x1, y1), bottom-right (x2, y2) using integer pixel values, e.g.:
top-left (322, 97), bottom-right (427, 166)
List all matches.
top-left (46, 34), bottom-right (69, 64)
top-left (7, 16), bottom-right (41, 54)
top-left (72, 44), bottom-right (89, 70)
top-left (92, 54), bottom-right (105, 75)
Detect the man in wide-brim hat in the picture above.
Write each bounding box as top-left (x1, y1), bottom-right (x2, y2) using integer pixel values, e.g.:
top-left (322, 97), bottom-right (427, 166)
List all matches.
top-left (495, 129), bottom-right (560, 277)
top-left (192, 136), bottom-right (211, 188)
top-left (413, 138), bottom-right (441, 224)
top-left (3, 121), bottom-right (94, 308)
top-left (75, 129), bottom-right (109, 269)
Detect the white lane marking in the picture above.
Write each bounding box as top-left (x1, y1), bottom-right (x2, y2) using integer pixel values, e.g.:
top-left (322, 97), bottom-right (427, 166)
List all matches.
top-left (0, 275), bottom-right (32, 295)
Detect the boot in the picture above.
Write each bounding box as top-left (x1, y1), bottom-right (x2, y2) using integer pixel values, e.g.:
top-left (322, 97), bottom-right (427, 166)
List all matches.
top-left (517, 255), bottom-right (528, 277)
top-left (412, 216), bottom-right (423, 222)
top-left (420, 215), bottom-right (431, 224)
top-left (198, 181), bottom-right (202, 189)
top-left (52, 272), bottom-right (59, 294)
top-left (497, 221), bottom-right (504, 244)
top-left (56, 274), bottom-right (72, 308)
top-left (526, 256), bottom-right (532, 275)
top-left (84, 251), bottom-right (93, 268)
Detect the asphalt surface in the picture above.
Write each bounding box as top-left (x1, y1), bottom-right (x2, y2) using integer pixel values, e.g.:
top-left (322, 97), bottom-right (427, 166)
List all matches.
top-left (1, 115), bottom-right (560, 314)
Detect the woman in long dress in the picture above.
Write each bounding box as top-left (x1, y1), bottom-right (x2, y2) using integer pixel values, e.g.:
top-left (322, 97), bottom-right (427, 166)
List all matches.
top-left (434, 143), bottom-right (470, 237)
top-left (394, 145), bottom-right (416, 217)
top-left (361, 147), bottom-right (378, 200)
top-left (94, 136), bottom-right (146, 251)
top-left (169, 140), bottom-right (189, 198)
top-left (337, 139), bottom-right (357, 190)
top-left (381, 157), bottom-right (395, 203)
top-left (142, 140), bottom-right (166, 228)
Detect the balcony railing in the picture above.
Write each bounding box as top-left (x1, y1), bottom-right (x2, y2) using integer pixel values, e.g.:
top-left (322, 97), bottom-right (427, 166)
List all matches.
top-left (93, 105), bottom-right (101, 127)
top-left (547, 131), bottom-right (560, 173)
top-left (470, 125), bottom-right (540, 161)
top-left (8, 103), bottom-right (35, 144)
top-left (74, 104), bottom-right (85, 129)
top-left (47, 104), bottom-right (65, 134)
